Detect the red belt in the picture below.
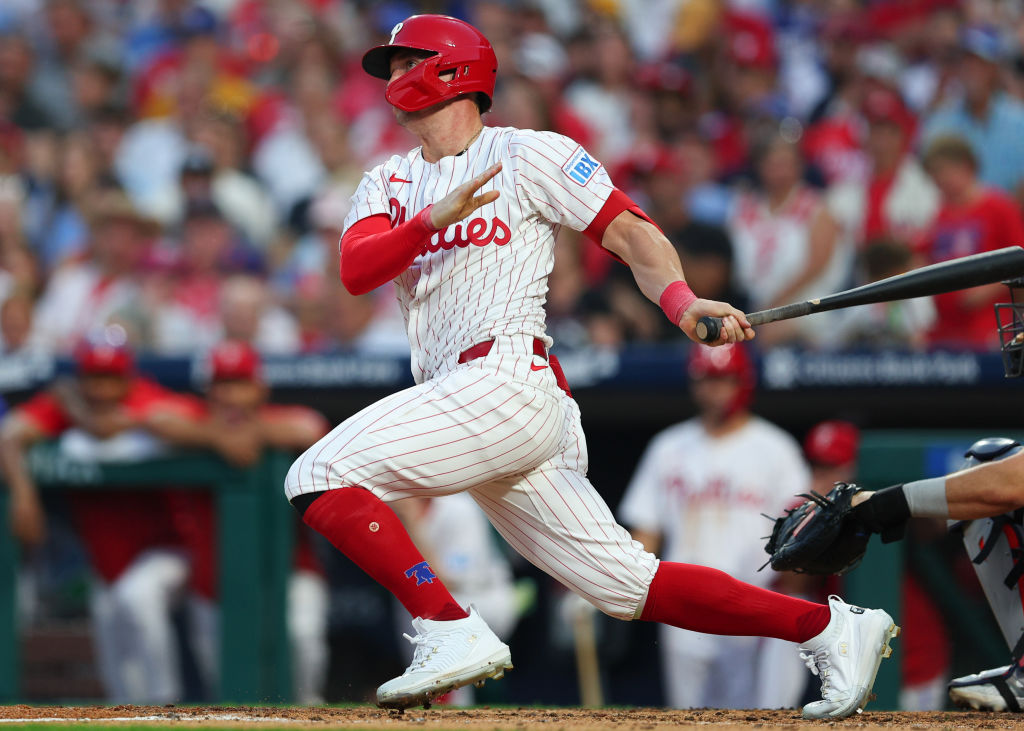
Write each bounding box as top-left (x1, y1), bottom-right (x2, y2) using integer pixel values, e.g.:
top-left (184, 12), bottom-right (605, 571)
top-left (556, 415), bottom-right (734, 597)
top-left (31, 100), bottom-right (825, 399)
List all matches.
top-left (457, 337), bottom-right (572, 398)
top-left (458, 337), bottom-right (547, 364)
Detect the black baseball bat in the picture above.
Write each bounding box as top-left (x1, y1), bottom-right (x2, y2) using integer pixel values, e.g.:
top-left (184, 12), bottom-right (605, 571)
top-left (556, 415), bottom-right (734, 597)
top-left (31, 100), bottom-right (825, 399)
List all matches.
top-left (695, 246), bottom-right (1024, 343)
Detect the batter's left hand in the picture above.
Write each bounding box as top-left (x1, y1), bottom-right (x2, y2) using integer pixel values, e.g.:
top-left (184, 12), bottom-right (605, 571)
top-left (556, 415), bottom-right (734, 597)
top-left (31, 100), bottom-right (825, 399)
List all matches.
top-left (678, 298), bottom-right (754, 344)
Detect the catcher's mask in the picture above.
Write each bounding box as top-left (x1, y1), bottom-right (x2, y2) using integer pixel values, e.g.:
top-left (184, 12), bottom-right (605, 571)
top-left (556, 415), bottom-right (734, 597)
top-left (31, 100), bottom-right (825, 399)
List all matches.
top-left (996, 277), bottom-right (1024, 377)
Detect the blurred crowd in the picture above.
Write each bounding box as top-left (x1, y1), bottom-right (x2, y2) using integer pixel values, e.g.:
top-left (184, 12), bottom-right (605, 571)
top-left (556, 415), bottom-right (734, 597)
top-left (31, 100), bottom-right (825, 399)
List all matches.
top-left (1, 0), bottom-right (1023, 358)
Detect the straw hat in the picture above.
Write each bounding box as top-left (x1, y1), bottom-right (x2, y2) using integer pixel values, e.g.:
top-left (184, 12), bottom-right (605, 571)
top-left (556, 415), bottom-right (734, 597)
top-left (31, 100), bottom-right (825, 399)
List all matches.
top-left (86, 189), bottom-right (161, 234)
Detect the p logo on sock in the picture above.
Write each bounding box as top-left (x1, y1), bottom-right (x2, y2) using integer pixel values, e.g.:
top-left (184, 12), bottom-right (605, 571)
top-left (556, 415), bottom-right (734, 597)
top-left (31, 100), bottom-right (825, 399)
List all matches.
top-left (405, 561), bottom-right (437, 586)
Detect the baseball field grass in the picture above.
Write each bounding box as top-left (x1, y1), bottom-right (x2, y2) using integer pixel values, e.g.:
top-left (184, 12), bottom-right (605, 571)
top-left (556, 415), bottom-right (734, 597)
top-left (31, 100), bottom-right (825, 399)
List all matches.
top-left (1, 705), bottom-right (1024, 730)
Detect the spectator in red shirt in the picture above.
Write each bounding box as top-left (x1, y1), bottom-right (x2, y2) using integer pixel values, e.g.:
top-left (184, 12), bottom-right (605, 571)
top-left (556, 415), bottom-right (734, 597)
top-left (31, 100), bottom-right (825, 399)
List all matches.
top-left (920, 135), bottom-right (1024, 348)
top-left (0, 334), bottom-right (198, 703)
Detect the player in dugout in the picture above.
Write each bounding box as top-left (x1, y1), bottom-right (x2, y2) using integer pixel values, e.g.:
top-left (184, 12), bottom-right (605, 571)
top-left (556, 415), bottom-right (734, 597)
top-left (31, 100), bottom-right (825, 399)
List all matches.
top-left (0, 332), bottom-right (197, 703)
top-left (143, 340), bottom-right (332, 704)
top-left (619, 343), bottom-right (811, 710)
top-left (282, 13), bottom-right (899, 719)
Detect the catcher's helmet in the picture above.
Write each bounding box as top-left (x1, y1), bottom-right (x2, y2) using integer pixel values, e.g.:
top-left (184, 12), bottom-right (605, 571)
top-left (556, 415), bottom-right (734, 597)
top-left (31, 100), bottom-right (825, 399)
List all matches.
top-left (688, 343), bottom-right (755, 413)
top-left (996, 277), bottom-right (1024, 378)
top-left (961, 437), bottom-right (1022, 470)
top-left (362, 15), bottom-right (498, 113)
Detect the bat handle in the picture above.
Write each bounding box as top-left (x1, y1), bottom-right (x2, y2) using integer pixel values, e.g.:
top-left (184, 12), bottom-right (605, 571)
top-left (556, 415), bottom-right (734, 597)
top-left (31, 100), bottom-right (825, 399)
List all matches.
top-left (695, 316), bottom-right (721, 343)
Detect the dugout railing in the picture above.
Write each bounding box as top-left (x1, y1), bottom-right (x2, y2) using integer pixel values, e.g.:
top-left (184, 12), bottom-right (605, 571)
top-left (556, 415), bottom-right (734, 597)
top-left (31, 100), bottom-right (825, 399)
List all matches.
top-left (0, 446), bottom-right (296, 704)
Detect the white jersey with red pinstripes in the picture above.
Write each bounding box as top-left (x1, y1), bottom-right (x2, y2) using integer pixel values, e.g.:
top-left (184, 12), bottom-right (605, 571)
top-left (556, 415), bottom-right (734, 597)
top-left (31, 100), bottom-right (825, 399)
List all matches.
top-left (289, 125), bottom-right (659, 622)
top-left (342, 126), bottom-right (615, 383)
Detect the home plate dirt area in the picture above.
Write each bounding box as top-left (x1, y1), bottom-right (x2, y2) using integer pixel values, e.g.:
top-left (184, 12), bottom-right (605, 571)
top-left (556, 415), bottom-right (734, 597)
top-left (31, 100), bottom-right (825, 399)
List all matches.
top-left (1, 706), bottom-right (1024, 730)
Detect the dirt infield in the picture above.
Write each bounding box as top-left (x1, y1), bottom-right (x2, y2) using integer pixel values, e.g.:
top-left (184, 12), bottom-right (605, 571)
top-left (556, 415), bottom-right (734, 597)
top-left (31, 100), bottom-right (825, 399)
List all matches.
top-left (0, 706), bottom-right (1023, 730)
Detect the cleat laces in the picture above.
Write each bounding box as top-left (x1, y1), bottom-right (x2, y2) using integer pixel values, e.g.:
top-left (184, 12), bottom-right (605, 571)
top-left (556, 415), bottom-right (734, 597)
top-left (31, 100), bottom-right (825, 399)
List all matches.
top-left (398, 620), bottom-right (463, 675)
top-left (801, 649), bottom-right (834, 699)
top-left (403, 632), bottom-right (438, 672)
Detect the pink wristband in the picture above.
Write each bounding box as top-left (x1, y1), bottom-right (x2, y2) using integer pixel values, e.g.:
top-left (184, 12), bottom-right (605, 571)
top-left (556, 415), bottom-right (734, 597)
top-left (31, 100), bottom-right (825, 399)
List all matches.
top-left (418, 204), bottom-right (440, 232)
top-left (659, 281), bottom-right (697, 324)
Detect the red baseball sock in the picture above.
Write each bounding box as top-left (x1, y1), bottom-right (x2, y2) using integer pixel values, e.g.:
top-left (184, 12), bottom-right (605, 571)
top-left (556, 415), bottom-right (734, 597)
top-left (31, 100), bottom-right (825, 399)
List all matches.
top-left (639, 562), bottom-right (830, 643)
top-left (302, 488), bottom-right (468, 622)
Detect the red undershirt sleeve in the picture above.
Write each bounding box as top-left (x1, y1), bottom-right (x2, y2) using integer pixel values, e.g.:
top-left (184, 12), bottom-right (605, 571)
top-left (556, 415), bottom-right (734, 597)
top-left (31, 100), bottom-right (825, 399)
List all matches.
top-left (582, 189), bottom-right (663, 265)
top-left (339, 206), bottom-right (438, 295)
top-left (17, 392), bottom-right (71, 437)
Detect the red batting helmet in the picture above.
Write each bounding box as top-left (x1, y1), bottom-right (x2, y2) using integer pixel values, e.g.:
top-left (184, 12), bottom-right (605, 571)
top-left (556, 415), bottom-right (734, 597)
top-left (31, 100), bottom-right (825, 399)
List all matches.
top-left (687, 343), bottom-right (755, 413)
top-left (804, 420), bottom-right (860, 467)
top-left (361, 15), bottom-right (498, 113)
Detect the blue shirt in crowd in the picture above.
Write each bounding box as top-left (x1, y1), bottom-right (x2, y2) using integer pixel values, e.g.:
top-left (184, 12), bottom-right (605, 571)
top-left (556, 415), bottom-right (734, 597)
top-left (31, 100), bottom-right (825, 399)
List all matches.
top-left (923, 92), bottom-right (1024, 194)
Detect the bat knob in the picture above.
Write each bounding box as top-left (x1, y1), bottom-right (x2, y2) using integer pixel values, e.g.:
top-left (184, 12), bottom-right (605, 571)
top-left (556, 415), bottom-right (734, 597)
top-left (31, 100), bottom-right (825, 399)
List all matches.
top-left (695, 317), bottom-right (722, 343)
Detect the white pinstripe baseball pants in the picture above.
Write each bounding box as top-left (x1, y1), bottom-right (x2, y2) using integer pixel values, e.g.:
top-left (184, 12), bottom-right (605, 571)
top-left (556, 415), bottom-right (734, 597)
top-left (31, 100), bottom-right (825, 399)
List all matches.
top-left (284, 337), bottom-right (659, 620)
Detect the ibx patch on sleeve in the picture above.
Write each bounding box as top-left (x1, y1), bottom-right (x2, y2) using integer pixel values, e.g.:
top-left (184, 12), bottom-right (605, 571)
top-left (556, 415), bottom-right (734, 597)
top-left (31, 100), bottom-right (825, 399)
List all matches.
top-left (562, 146), bottom-right (601, 186)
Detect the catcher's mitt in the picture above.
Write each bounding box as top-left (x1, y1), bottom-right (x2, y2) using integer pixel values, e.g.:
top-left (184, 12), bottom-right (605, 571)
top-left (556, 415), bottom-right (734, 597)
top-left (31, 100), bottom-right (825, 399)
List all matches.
top-left (764, 482), bottom-right (871, 575)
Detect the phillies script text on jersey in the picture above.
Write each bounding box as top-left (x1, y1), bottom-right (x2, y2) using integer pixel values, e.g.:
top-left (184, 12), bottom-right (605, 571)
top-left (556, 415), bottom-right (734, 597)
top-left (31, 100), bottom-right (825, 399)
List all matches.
top-left (389, 198), bottom-right (512, 252)
top-left (620, 417), bottom-right (810, 589)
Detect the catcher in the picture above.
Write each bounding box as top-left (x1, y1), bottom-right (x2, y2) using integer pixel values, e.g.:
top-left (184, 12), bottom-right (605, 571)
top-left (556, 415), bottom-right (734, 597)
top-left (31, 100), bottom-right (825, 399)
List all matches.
top-left (765, 279), bottom-right (1024, 711)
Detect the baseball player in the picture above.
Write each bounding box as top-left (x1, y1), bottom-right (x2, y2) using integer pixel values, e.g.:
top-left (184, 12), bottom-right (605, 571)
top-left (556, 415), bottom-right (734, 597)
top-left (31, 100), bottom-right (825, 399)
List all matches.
top-left (764, 283), bottom-right (1024, 711)
top-left (144, 341), bottom-right (332, 704)
top-left (283, 14), bottom-right (898, 718)
top-left (0, 337), bottom-right (196, 703)
top-left (838, 438), bottom-right (1024, 711)
top-left (618, 344), bottom-right (811, 709)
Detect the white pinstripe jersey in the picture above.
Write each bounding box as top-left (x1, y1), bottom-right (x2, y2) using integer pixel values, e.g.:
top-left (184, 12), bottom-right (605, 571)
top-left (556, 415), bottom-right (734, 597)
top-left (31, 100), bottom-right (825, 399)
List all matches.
top-left (342, 126), bottom-right (615, 383)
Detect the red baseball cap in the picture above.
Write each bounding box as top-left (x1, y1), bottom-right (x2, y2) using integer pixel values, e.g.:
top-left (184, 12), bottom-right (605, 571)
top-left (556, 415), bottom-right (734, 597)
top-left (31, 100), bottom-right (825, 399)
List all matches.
top-left (861, 88), bottom-right (916, 135)
top-left (724, 12), bottom-right (777, 69)
top-left (73, 339), bottom-right (134, 377)
top-left (209, 340), bottom-right (262, 382)
top-left (636, 62), bottom-right (692, 94)
top-left (821, 13), bottom-right (874, 44)
top-left (804, 420), bottom-right (860, 467)
top-left (613, 146), bottom-right (686, 187)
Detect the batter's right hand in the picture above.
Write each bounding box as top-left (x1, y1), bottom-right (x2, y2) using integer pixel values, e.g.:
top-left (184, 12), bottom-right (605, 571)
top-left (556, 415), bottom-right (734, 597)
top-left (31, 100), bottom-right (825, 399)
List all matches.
top-left (429, 163), bottom-right (502, 229)
top-left (679, 298), bottom-right (755, 344)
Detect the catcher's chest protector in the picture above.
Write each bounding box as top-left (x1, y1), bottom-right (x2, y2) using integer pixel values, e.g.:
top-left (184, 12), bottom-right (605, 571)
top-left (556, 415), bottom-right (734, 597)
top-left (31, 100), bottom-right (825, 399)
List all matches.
top-left (955, 510), bottom-right (1024, 657)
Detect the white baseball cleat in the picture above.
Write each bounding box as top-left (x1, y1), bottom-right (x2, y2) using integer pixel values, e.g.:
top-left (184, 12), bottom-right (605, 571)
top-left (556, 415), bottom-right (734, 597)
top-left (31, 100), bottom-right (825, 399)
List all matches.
top-left (376, 605), bottom-right (512, 710)
top-left (948, 665), bottom-right (1024, 711)
top-left (799, 595), bottom-right (900, 720)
